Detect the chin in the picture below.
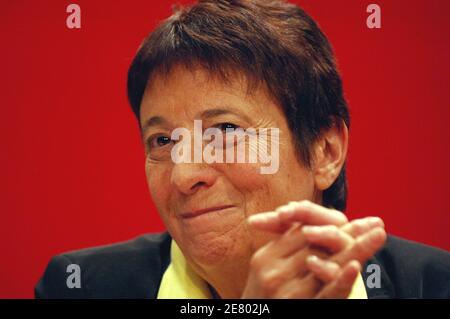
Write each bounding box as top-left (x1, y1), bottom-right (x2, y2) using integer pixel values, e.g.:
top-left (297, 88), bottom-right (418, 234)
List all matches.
top-left (183, 230), bottom-right (250, 269)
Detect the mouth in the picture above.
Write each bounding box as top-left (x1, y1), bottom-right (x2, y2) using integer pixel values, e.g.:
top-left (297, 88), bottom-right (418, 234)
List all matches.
top-left (180, 205), bottom-right (236, 219)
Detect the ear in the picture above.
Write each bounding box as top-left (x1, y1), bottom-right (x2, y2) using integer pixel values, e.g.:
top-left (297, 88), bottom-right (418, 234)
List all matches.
top-left (312, 121), bottom-right (349, 191)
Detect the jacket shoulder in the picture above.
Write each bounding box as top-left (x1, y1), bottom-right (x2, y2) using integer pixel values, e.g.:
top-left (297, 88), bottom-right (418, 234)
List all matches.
top-left (35, 232), bottom-right (172, 299)
top-left (369, 235), bottom-right (450, 298)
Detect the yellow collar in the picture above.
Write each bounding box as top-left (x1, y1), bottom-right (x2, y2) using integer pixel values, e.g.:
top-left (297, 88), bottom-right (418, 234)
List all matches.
top-left (157, 240), bottom-right (367, 299)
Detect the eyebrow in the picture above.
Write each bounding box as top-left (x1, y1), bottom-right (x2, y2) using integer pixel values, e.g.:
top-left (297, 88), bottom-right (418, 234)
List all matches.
top-left (200, 108), bottom-right (252, 123)
top-left (141, 116), bottom-right (169, 133)
top-left (141, 107), bottom-right (251, 132)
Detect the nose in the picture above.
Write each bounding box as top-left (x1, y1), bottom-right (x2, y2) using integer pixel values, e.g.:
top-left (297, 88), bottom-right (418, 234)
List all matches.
top-left (170, 163), bottom-right (218, 196)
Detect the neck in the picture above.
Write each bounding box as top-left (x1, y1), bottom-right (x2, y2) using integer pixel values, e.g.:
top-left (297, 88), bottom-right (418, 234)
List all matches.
top-left (205, 265), bottom-right (249, 298)
top-left (189, 258), bottom-right (251, 299)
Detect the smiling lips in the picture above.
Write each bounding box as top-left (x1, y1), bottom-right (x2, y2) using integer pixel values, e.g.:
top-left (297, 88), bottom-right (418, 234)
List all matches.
top-left (180, 205), bottom-right (236, 219)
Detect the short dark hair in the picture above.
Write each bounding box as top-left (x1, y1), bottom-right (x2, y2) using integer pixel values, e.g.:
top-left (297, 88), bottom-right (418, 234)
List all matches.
top-left (127, 0), bottom-right (350, 211)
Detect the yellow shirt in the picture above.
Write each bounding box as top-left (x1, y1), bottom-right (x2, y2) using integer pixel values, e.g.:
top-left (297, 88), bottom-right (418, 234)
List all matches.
top-left (157, 240), bottom-right (367, 299)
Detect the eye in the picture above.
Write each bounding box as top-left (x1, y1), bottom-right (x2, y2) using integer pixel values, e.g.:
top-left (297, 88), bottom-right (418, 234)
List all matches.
top-left (145, 134), bottom-right (174, 162)
top-left (212, 122), bottom-right (246, 149)
top-left (216, 122), bottom-right (240, 132)
top-left (148, 135), bottom-right (173, 148)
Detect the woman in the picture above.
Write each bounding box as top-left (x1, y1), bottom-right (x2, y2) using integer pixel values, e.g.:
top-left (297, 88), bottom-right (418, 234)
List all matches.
top-left (36, 0), bottom-right (450, 299)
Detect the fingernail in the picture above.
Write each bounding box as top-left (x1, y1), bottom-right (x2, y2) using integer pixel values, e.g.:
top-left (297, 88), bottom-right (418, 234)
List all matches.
top-left (248, 212), bottom-right (276, 223)
top-left (276, 205), bottom-right (291, 214)
top-left (302, 225), bottom-right (321, 235)
top-left (347, 260), bottom-right (361, 272)
top-left (368, 217), bottom-right (384, 228)
top-left (370, 227), bottom-right (386, 240)
top-left (306, 255), bottom-right (320, 265)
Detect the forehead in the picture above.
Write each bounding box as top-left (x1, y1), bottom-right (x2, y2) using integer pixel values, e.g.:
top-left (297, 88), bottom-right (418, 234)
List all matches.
top-left (138, 64), bottom-right (287, 134)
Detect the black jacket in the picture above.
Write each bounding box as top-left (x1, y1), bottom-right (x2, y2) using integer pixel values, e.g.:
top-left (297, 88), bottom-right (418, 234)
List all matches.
top-left (35, 233), bottom-right (450, 299)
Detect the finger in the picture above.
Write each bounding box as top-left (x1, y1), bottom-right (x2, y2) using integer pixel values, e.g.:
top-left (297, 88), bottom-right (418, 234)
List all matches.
top-left (341, 217), bottom-right (385, 238)
top-left (248, 200), bottom-right (348, 234)
top-left (331, 227), bottom-right (387, 266)
top-left (269, 223), bottom-right (307, 257)
top-left (253, 245), bottom-right (330, 295)
top-left (278, 201), bottom-right (348, 228)
top-left (276, 273), bottom-right (322, 298)
top-left (274, 222), bottom-right (353, 259)
top-left (302, 225), bottom-right (354, 253)
top-left (306, 255), bottom-right (340, 283)
top-left (247, 211), bottom-right (291, 233)
top-left (249, 223), bottom-right (331, 277)
top-left (315, 260), bottom-right (361, 299)
top-left (279, 243), bottom-right (330, 279)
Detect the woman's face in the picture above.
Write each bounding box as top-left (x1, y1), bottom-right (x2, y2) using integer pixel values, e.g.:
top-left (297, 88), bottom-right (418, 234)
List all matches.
top-left (140, 64), bottom-right (317, 273)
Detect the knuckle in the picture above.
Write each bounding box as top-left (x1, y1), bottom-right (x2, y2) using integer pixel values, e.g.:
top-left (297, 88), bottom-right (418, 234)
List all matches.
top-left (327, 225), bottom-right (340, 237)
top-left (259, 271), bottom-right (282, 296)
top-left (277, 201), bottom-right (297, 213)
top-left (332, 208), bottom-right (346, 218)
top-left (351, 220), bottom-right (366, 235)
top-left (300, 207), bottom-right (312, 219)
top-left (334, 284), bottom-right (352, 298)
top-left (370, 216), bottom-right (384, 228)
top-left (352, 238), bottom-right (368, 257)
top-left (250, 250), bottom-right (265, 270)
top-left (288, 201), bottom-right (299, 207)
top-left (300, 200), bottom-right (313, 208)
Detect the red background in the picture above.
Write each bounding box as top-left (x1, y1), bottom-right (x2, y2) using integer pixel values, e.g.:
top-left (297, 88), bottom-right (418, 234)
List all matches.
top-left (1, 0), bottom-right (449, 298)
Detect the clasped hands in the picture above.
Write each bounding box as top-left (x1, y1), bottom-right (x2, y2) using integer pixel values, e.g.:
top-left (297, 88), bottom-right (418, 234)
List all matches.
top-left (242, 200), bottom-right (386, 298)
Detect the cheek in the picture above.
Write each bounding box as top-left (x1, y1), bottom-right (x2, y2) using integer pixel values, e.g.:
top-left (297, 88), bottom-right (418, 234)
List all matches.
top-left (145, 161), bottom-right (173, 213)
top-left (217, 162), bottom-right (267, 191)
top-left (216, 151), bottom-right (315, 215)
top-left (215, 163), bottom-right (283, 214)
